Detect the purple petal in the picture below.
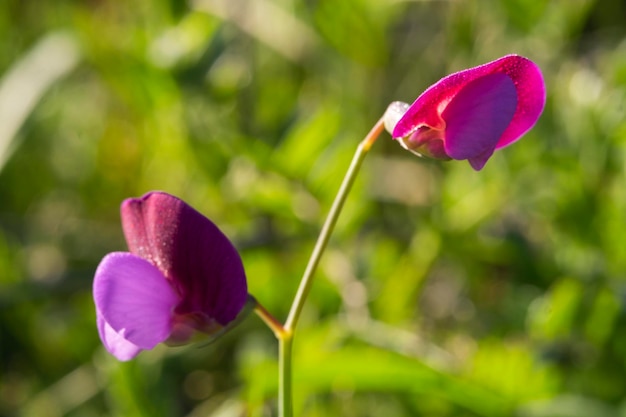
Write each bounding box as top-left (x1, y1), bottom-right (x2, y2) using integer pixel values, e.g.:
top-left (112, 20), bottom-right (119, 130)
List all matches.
top-left (392, 55), bottom-right (545, 156)
top-left (442, 73), bottom-right (517, 169)
top-left (93, 252), bottom-right (178, 352)
top-left (120, 192), bottom-right (248, 326)
top-left (492, 56), bottom-right (545, 149)
top-left (97, 315), bottom-right (142, 361)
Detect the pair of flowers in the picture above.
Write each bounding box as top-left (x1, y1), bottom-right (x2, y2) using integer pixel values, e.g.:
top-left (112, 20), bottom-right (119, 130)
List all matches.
top-left (94, 55), bottom-right (546, 360)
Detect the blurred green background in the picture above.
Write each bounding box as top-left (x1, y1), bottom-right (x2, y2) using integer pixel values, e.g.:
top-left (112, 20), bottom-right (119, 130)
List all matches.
top-left (2, 0), bottom-right (626, 416)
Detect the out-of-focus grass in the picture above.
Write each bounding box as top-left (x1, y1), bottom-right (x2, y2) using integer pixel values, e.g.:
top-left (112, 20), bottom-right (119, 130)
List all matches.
top-left (2, 0), bottom-right (626, 416)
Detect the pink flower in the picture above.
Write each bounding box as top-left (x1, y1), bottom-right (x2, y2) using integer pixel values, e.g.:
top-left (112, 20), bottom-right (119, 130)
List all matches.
top-left (93, 192), bottom-right (248, 361)
top-left (384, 55), bottom-right (546, 170)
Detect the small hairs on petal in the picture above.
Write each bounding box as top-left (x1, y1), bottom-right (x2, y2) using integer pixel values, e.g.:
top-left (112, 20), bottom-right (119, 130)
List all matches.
top-left (120, 192), bottom-right (248, 327)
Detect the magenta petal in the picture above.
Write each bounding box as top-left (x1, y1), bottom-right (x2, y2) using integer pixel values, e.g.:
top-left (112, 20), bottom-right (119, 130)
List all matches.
top-left (121, 192), bottom-right (248, 326)
top-left (442, 73), bottom-right (517, 168)
top-left (97, 315), bottom-right (142, 361)
top-left (492, 56), bottom-right (545, 149)
top-left (392, 55), bottom-right (546, 169)
top-left (93, 252), bottom-right (178, 351)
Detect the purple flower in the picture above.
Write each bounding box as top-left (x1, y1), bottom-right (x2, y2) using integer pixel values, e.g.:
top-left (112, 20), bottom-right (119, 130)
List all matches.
top-left (93, 191), bottom-right (248, 361)
top-left (384, 55), bottom-right (546, 170)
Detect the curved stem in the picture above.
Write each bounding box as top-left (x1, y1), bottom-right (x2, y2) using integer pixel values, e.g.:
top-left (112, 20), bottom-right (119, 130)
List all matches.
top-left (254, 302), bottom-right (288, 339)
top-left (275, 116), bottom-right (385, 417)
top-left (284, 117), bottom-right (384, 332)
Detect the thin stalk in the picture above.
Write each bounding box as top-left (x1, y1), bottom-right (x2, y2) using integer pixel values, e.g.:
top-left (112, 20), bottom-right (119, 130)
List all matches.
top-left (276, 117), bottom-right (385, 417)
top-left (254, 302), bottom-right (288, 340)
top-left (279, 335), bottom-right (293, 417)
top-left (284, 117), bottom-right (384, 332)
top-left (253, 300), bottom-right (293, 417)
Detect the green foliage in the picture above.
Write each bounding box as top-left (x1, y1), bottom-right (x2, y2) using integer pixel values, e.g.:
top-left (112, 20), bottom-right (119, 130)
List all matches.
top-left (1, 0), bottom-right (626, 415)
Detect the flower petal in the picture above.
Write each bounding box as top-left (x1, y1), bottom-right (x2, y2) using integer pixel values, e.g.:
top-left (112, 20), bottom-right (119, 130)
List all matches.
top-left (392, 55), bottom-right (546, 167)
top-left (97, 314), bottom-right (142, 361)
top-left (442, 72), bottom-right (517, 169)
top-left (120, 192), bottom-right (248, 326)
top-left (93, 252), bottom-right (178, 351)
top-left (492, 56), bottom-right (545, 149)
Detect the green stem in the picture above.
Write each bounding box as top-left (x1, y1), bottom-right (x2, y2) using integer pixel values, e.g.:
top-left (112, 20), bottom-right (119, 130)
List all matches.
top-left (284, 117), bottom-right (384, 332)
top-left (276, 117), bottom-right (385, 417)
top-left (253, 301), bottom-right (293, 416)
top-left (279, 335), bottom-right (293, 417)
